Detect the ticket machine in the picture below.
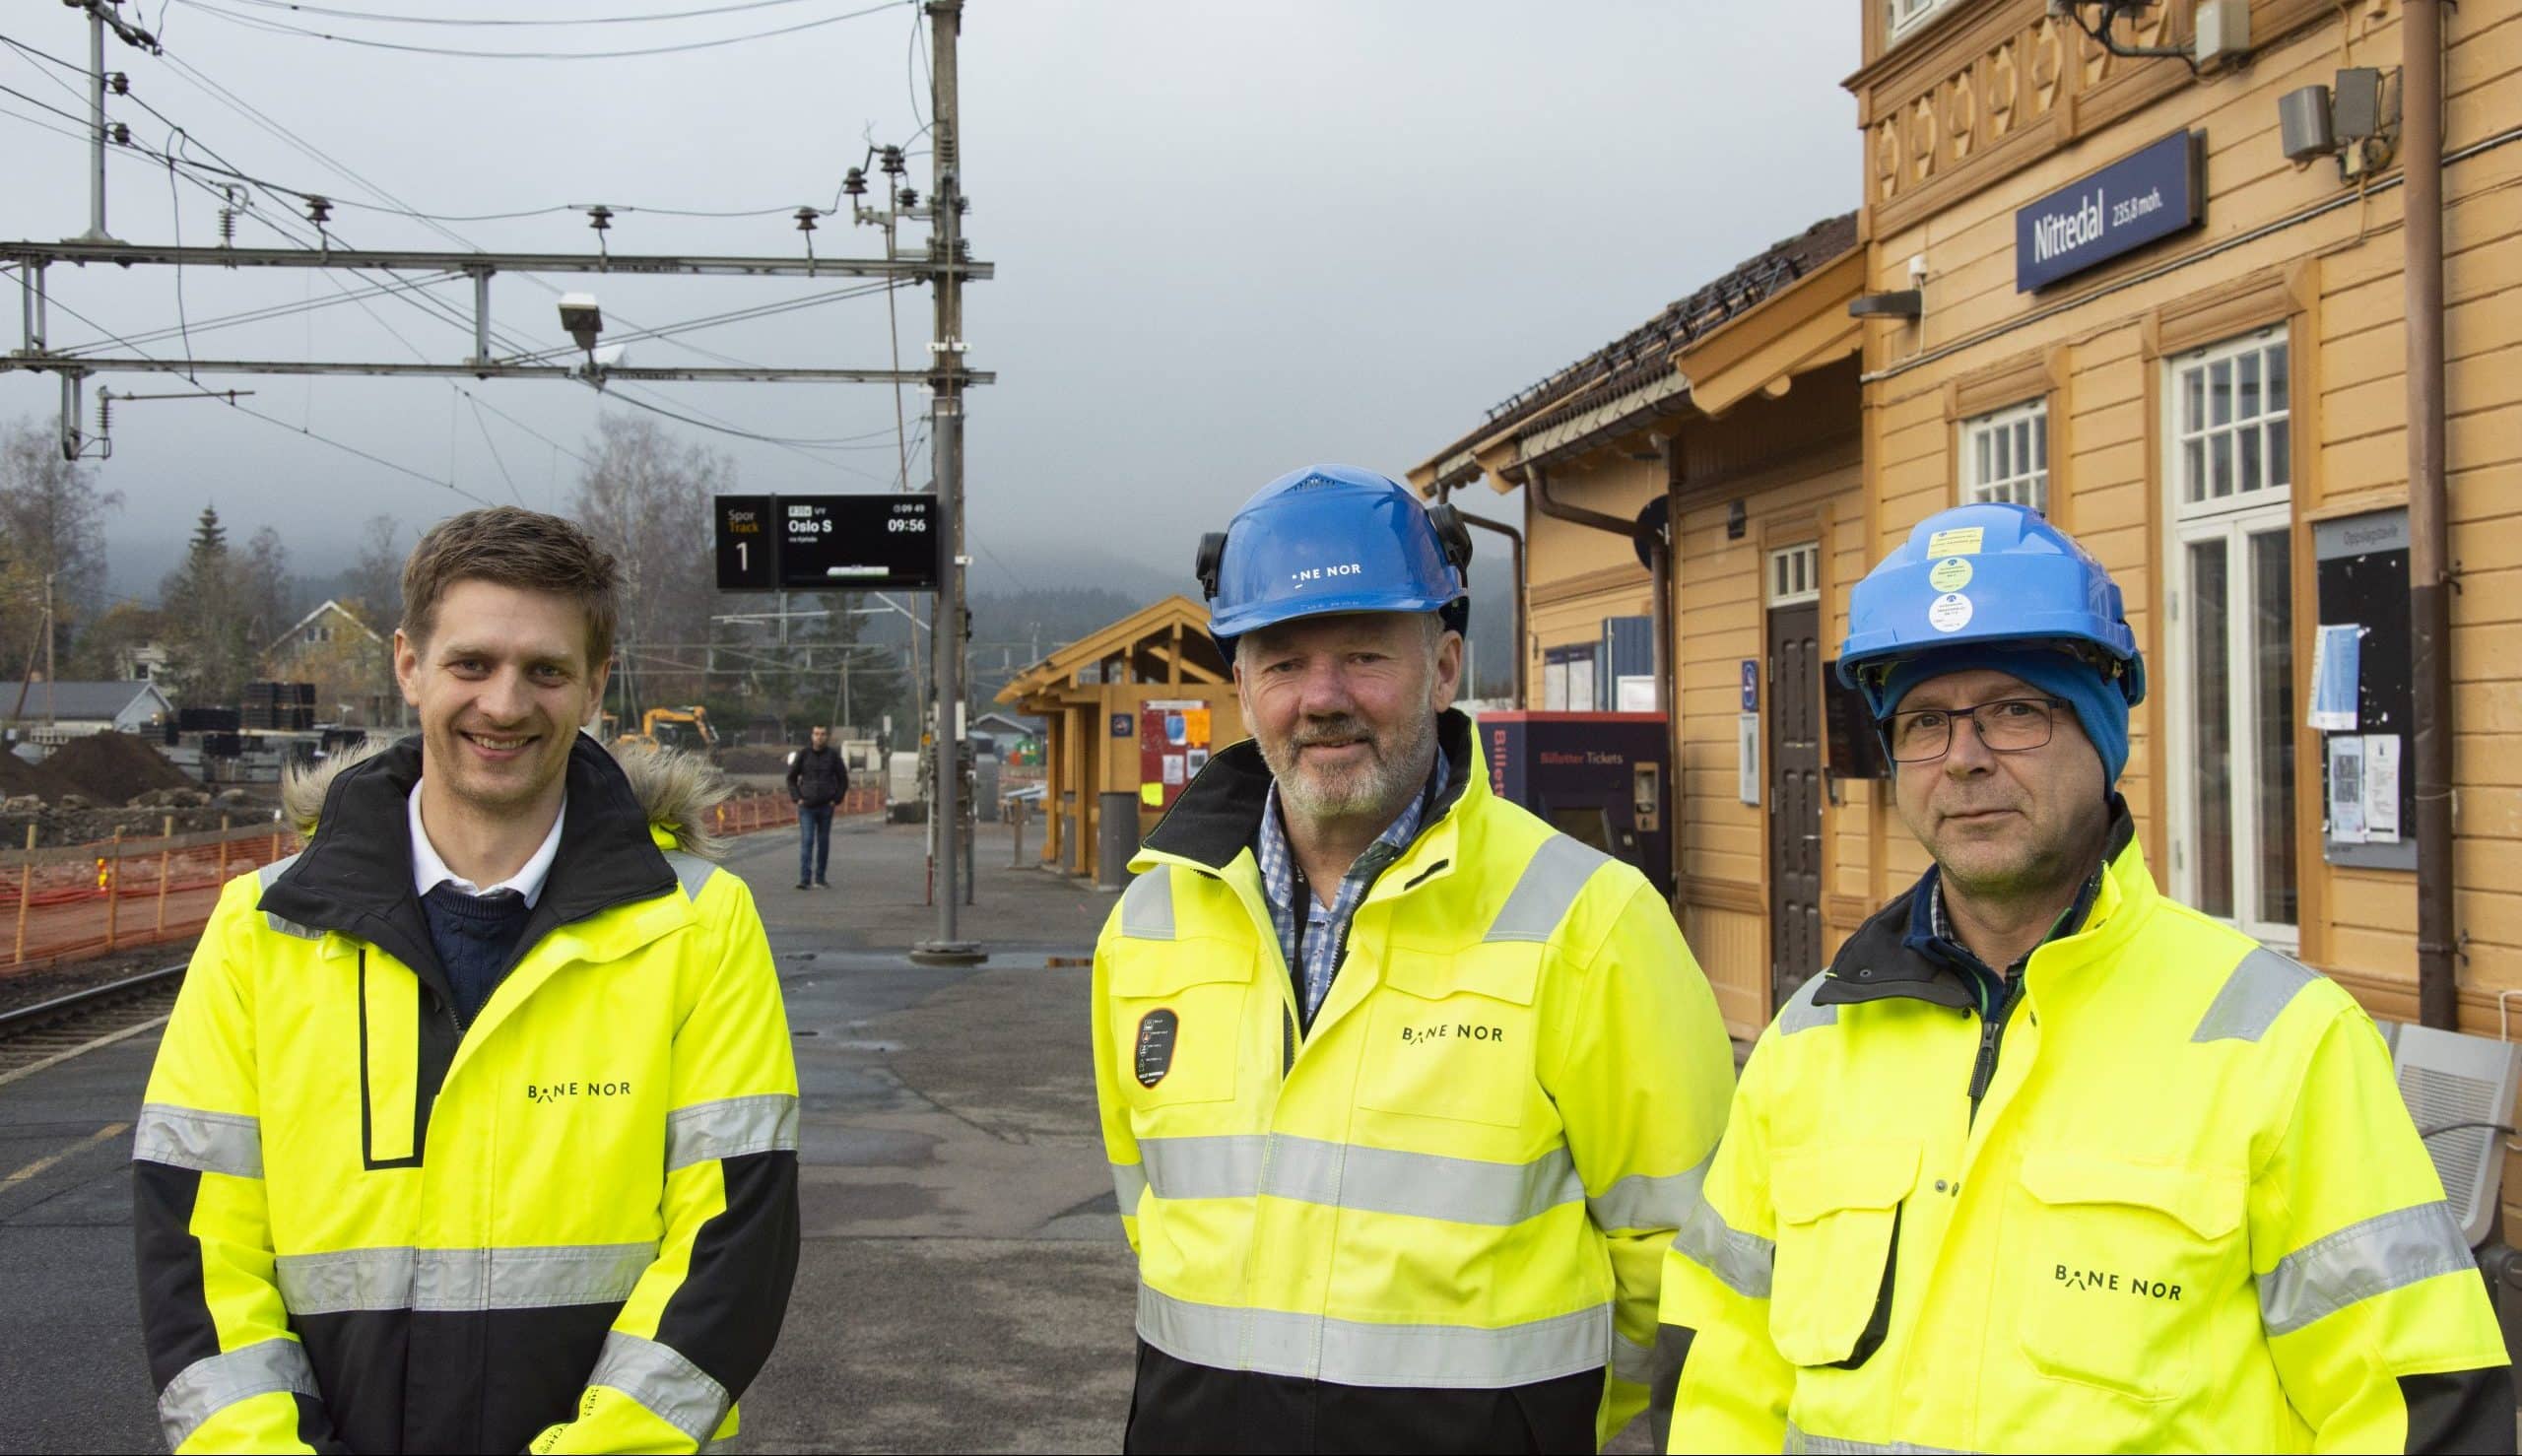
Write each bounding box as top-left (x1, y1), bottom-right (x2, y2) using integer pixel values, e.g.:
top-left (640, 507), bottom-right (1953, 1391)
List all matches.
top-left (1478, 711), bottom-right (1673, 903)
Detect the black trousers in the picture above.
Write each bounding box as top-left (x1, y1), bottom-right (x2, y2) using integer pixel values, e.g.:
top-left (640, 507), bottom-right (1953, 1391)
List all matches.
top-left (1122, 1340), bottom-right (1605, 1456)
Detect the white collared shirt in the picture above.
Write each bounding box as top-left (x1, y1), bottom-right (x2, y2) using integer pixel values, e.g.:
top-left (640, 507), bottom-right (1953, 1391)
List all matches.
top-left (409, 779), bottom-right (565, 907)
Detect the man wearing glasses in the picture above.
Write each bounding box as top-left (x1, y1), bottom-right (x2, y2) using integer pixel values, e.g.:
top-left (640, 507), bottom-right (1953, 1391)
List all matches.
top-left (1655, 503), bottom-right (2507, 1452)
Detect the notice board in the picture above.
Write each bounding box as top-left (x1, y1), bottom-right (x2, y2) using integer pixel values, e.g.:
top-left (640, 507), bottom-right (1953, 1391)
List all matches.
top-left (2314, 508), bottom-right (2417, 869)
top-left (1137, 699), bottom-right (1214, 812)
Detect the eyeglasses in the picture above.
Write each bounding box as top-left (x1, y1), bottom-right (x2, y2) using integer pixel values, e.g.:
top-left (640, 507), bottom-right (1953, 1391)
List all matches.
top-left (1881, 696), bottom-right (2071, 764)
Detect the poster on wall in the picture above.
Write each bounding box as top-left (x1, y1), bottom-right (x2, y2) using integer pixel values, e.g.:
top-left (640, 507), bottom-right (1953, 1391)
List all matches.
top-left (1139, 699), bottom-right (1213, 812)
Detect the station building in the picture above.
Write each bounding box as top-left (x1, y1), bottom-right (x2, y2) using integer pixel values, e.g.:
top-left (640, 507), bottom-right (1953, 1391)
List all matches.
top-left (1413, 0), bottom-right (2522, 1043)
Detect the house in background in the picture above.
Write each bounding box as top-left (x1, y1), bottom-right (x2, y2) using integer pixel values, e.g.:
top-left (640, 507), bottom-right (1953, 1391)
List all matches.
top-left (263, 599), bottom-right (399, 726)
top-left (113, 641), bottom-right (173, 684)
top-left (1, 679), bottom-right (177, 745)
top-left (1410, 212), bottom-right (1868, 1040)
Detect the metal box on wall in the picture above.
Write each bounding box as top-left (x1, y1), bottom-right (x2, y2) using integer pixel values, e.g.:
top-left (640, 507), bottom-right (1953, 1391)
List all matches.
top-left (1479, 710), bottom-right (1673, 903)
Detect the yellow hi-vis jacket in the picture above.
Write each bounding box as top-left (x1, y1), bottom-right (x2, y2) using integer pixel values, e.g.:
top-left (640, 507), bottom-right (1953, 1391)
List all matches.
top-left (1094, 711), bottom-right (1736, 1452)
top-left (133, 737), bottom-right (801, 1454)
top-left (1659, 810), bottom-right (2511, 1453)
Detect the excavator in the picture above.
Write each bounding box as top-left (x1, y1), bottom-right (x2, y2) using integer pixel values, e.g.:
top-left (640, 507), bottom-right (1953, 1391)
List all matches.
top-left (601, 705), bottom-right (720, 757)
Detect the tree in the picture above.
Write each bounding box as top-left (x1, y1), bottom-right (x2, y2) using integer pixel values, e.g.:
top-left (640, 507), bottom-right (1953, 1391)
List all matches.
top-left (568, 413), bottom-right (729, 710)
top-left (787, 592), bottom-right (907, 739)
top-left (67, 599), bottom-right (167, 681)
top-left (341, 514), bottom-right (406, 635)
top-left (159, 506), bottom-right (263, 705)
top-left (0, 417), bottom-right (121, 677)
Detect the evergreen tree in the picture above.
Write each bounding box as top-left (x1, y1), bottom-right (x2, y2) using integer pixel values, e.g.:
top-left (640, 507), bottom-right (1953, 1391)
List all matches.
top-left (160, 506), bottom-right (255, 706)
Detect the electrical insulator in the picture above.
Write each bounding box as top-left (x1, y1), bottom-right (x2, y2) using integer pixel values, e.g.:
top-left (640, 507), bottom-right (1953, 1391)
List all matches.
top-left (303, 194), bottom-right (332, 226)
top-left (108, 122), bottom-right (129, 145)
top-left (107, 72), bottom-right (128, 96)
top-left (793, 207), bottom-right (820, 232)
top-left (880, 145), bottom-right (904, 176)
top-left (585, 204), bottom-right (614, 232)
top-left (218, 184), bottom-right (240, 246)
top-left (97, 388), bottom-right (112, 441)
top-left (897, 186), bottom-right (919, 210)
top-left (841, 167), bottom-right (867, 198)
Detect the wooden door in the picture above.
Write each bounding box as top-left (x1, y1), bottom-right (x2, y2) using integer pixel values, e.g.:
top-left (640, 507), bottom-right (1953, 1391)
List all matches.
top-left (1767, 601), bottom-right (1825, 1009)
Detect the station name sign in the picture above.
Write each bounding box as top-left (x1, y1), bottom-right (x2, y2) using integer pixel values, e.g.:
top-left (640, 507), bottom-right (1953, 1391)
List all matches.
top-left (714, 493), bottom-right (941, 591)
top-left (2015, 130), bottom-right (2204, 293)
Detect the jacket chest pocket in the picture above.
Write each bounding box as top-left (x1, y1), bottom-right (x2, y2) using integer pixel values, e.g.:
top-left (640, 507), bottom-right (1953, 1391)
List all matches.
top-left (1108, 940), bottom-right (1251, 1107)
top-left (1357, 950), bottom-right (1539, 1129)
top-left (1768, 1142), bottom-right (1918, 1368)
top-left (2016, 1151), bottom-right (2242, 1402)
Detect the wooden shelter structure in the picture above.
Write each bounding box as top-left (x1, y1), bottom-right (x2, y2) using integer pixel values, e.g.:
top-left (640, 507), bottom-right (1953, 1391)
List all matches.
top-left (996, 595), bottom-right (1244, 884)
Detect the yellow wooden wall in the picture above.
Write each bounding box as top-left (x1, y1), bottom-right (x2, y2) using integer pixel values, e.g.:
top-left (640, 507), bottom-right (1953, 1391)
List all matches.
top-left (1849, 0), bottom-right (2522, 1028)
top-left (1516, 455), bottom-right (1663, 704)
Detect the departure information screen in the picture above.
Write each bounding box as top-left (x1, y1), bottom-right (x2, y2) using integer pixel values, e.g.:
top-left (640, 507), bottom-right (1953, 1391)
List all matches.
top-left (714, 493), bottom-right (941, 591)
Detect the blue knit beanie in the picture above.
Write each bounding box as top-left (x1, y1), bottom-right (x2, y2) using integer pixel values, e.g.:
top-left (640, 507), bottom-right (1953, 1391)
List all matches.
top-left (1878, 645), bottom-right (2129, 793)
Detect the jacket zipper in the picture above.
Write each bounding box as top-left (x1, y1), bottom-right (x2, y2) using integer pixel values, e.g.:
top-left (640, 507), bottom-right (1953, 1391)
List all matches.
top-left (1965, 976), bottom-right (2020, 1122)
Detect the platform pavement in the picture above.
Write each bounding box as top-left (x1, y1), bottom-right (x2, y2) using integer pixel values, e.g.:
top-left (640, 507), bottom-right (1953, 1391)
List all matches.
top-left (0, 814), bottom-right (1144, 1454)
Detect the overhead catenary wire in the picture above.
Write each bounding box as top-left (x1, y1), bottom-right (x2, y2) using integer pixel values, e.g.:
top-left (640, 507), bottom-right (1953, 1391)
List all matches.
top-left (140, 39), bottom-right (915, 448)
top-left (196, 0), bottom-right (838, 27)
top-left (165, 0), bottom-right (912, 61)
top-left (10, 18), bottom-right (948, 495)
top-left (5, 44), bottom-right (839, 227)
top-left (42, 293), bottom-right (498, 505)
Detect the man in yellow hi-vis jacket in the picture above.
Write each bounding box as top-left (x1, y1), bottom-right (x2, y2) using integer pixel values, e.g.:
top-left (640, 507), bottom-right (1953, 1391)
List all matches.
top-left (1096, 466), bottom-right (1735, 1453)
top-left (1658, 502), bottom-right (2511, 1452)
top-left (133, 508), bottom-right (799, 1453)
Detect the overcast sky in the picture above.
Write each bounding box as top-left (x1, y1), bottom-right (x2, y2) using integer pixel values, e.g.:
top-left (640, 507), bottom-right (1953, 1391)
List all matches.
top-left (0, 0), bottom-right (1858, 606)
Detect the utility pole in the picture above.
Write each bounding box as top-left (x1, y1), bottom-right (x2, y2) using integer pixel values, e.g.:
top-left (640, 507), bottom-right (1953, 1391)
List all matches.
top-left (77, 2), bottom-right (118, 244)
top-left (913, 0), bottom-right (982, 964)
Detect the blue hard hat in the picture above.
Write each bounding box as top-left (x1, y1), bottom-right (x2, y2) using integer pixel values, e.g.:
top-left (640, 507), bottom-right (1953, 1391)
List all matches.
top-left (1836, 501), bottom-right (2145, 710)
top-left (1195, 464), bottom-right (1472, 654)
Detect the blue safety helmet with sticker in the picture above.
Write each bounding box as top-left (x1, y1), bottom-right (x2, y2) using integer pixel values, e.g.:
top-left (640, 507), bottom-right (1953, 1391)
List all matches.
top-left (1194, 464), bottom-right (1472, 657)
top-left (1836, 501), bottom-right (2145, 716)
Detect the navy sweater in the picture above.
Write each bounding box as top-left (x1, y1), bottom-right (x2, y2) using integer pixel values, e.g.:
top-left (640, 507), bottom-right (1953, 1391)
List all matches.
top-left (420, 883), bottom-right (534, 1027)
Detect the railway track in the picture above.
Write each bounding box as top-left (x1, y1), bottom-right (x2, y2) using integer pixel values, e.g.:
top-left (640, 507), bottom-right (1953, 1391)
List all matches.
top-left (0, 965), bottom-right (185, 1086)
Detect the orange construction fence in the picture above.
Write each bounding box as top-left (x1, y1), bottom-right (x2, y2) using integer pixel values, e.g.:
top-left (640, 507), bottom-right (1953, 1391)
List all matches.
top-left (2, 789), bottom-right (879, 976)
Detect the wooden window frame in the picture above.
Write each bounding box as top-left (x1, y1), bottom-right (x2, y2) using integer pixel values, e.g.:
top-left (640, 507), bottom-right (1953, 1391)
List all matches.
top-left (1943, 345), bottom-right (2073, 530)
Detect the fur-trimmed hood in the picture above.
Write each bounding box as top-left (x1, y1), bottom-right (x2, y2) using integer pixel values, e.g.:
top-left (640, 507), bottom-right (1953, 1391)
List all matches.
top-left (283, 731), bottom-right (732, 859)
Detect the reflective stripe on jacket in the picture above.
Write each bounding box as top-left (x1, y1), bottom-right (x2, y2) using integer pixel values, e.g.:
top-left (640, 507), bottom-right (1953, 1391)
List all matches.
top-left (1659, 818), bottom-right (2512, 1453)
top-left (1095, 709), bottom-right (1736, 1452)
top-left (133, 737), bottom-right (801, 1454)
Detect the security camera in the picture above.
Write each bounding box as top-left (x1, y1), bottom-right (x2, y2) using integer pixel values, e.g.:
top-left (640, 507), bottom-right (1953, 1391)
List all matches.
top-left (557, 293), bottom-right (603, 351)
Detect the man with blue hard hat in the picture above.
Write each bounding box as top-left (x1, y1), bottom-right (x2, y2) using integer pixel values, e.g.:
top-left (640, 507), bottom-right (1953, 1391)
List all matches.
top-left (1656, 502), bottom-right (2509, 1452)
top-left (1092, 464), bottom-right (1734, 1453)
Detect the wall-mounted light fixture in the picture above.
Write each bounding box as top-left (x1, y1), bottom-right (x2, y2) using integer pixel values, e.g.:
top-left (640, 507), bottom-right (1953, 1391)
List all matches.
top-left (1848, 290), bottom-right (1923, 322)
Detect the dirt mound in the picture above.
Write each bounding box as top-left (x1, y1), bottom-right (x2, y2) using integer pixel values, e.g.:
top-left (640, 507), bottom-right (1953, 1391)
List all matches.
top-left (717, 743), bottom-right (798, 775)
top-left (0, 748), bottom-right (48, 798)
top-left (36, 732), bottom-right (196, 803)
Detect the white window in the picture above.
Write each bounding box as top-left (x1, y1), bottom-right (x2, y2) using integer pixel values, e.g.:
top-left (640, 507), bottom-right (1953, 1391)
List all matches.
top-left (1768, 543), bottom-right (1820, 606)
top-left (2174, 330), bottom-right (2290, 510)
top-left (1963, 400), bottom-right (2049, 513)
top-left (1544, 644), bottom-right (1598, 712)
top-left (2163, 330), bottom-right (2296, 944)
top-left (1889, 0), bottom-right (1955, 42)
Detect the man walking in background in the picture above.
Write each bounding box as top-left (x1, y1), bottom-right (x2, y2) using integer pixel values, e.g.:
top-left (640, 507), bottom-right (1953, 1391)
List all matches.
top-left (788, 722), bottom-right (848, 891)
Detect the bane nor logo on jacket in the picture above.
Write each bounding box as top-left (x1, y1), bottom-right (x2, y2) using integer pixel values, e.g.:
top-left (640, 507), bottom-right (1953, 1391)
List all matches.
top-left (525, 1079), bottom-right (632, 1104)
top-left (2055, 1262), bottom-right (2182, 1301)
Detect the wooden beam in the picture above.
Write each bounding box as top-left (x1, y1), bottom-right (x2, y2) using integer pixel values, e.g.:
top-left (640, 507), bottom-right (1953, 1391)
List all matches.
top-left (1147, 642), bottom-right (1227, 685)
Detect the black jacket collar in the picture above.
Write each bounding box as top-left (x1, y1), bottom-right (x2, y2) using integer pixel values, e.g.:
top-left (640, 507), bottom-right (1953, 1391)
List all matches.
top-left (258, 733), bottom-right (676, 998)
top-left (1141, 708), bottom-right (1478, 873)
top-left (1813, 796), bottom-right (2137, 1014)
